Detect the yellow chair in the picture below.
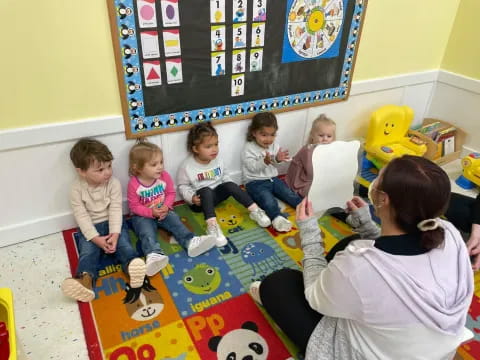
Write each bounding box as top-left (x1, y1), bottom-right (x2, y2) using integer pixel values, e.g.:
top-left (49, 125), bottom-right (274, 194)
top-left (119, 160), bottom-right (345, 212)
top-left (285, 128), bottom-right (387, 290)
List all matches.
top-left (456, 152), bottom-right (480, 189)
top-left (0, 288), bottom-right (16, 360)
top-left (364, 105), bottom-right (427, 168)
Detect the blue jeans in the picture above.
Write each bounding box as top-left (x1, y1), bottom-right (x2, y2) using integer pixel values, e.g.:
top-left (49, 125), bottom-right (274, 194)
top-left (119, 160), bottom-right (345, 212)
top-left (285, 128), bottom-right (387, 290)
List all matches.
top-left (130, 211), bottom-right (194, 254)
top-left (246, 177), bottom-right (302, 220)
top-left (76, 220), bottom-right (138, 283)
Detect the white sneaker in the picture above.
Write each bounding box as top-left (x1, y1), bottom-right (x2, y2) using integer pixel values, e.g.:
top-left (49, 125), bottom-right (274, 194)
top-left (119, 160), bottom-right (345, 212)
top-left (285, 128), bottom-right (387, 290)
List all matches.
top-left (145, 253), bottom-right (169, 277)
top-left (249, 208), bottom-right (271, 227)
top-left (187, 235), bottom-right (217, 257)
top-left (207, 222), bottom-right (228, 247)
top-left (272, 216), bottom-right (292, 233)
top-left (249, 281), bottom-right (263, 305)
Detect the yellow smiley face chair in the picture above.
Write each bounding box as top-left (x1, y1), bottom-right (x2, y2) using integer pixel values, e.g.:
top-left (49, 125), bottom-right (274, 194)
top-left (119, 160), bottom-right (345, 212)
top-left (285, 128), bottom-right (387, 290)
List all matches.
top-left (364, 105), bottom-right (427, 168)
top-left (456, 153), bottom-right (480, 189)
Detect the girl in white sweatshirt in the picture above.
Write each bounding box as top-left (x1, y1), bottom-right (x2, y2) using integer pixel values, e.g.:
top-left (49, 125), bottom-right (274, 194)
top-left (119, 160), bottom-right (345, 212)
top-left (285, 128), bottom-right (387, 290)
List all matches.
top-left (177, 122), bottom-right (270, 246)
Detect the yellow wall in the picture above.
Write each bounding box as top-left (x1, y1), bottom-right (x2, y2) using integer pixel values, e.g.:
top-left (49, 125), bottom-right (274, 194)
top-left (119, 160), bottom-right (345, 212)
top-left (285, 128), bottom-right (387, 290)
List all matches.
top-left (354, 0), bottom-right (460, 80)
top-left (0, 1), bottom-right (121, 130)
top-left (441, 0), bottom-right (480, 80)
top-left (0, 0), bottom-right (461, 130)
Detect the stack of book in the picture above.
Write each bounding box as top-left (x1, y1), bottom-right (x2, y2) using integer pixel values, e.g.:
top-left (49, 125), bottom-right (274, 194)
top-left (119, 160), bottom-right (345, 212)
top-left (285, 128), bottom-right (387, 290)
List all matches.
top-left (416, 121), bottom-right (456, 159)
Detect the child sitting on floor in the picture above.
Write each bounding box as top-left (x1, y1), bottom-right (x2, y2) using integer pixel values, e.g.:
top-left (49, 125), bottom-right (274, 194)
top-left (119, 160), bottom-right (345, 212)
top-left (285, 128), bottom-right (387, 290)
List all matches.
top-left (128, 140), bottom-right (216, 277)
top-left (286, 114), bottom-right (336, 197)
top-left (242, 112), bottom-right (302, 233)
top-left (177, 122), bottom-right (271, 246)
top-left (62, 138), bottom-right (146, 302)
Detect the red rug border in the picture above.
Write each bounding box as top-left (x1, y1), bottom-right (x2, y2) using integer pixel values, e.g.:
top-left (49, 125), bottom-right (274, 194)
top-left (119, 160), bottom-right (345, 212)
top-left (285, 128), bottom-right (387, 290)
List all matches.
top-left (62, 228), bottom-right (104, 360)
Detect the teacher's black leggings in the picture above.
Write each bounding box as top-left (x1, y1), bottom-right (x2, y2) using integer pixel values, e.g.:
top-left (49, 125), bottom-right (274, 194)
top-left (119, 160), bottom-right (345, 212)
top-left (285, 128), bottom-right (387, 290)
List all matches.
top-left (258, 233), bottom-right (360, 354)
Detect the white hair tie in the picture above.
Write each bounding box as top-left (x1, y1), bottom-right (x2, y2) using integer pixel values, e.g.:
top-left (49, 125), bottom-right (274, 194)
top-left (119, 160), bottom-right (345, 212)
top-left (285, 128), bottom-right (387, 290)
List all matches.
top-left (417, 218), bottom-right (441, 232)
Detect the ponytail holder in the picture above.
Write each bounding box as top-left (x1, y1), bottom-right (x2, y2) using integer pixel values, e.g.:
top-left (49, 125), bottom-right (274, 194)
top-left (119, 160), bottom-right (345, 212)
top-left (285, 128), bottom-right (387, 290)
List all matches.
top-left (417, 218), bottom-right (441, 232)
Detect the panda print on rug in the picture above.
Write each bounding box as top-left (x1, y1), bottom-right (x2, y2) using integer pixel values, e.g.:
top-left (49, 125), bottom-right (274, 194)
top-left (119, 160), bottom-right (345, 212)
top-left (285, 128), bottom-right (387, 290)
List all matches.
top-left (208, 321), bottom-right (269, 360)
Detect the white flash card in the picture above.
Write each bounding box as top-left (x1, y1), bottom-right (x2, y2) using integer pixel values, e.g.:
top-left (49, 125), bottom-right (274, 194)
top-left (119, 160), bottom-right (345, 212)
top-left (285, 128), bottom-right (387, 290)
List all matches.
top-left (140, 31), bottom-right (160, 58)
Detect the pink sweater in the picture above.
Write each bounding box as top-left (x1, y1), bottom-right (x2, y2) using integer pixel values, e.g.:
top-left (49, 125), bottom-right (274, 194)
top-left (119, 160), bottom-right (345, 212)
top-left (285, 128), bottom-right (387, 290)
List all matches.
top-left (127, 171), bottom-right (176, 218)
top-left (286, 144), bottom-right (315, 197)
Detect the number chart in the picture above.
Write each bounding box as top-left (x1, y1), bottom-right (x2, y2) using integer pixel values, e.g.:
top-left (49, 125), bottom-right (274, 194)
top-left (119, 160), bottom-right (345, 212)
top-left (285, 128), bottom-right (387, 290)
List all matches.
top-left (107, 0), bottom-right (367, 138)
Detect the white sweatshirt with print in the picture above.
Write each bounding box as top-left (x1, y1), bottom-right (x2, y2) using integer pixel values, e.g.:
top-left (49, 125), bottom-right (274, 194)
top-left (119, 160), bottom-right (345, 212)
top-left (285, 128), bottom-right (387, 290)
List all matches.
top-left (176, 155), bottom-right (232, 205)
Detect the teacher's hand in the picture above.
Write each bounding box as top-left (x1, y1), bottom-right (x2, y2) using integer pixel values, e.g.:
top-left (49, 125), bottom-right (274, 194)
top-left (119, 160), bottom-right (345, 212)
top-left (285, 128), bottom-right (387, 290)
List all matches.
top-left (296, 198), bottom-right (314, 222)
top-left (467, 224), bottom-right (480, 271)
top-left (346, 196), bottom-right (369, 213)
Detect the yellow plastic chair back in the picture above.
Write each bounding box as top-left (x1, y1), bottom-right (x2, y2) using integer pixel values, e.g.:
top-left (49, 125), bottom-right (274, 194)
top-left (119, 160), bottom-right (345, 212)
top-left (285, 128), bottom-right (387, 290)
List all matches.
top-left (461, 153), bottom-right (480, 187)
top-left (0, 288), bottom-right (16, 360)
top-left (365, 105), bottom-right (426, 166)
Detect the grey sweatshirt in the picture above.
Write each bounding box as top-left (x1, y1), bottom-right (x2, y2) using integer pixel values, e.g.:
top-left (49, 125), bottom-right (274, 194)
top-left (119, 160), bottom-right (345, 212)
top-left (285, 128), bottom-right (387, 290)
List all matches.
top-left (298, 206), bottom-right (474, 360)
top-left (241, 141), bottom-right (280, 184)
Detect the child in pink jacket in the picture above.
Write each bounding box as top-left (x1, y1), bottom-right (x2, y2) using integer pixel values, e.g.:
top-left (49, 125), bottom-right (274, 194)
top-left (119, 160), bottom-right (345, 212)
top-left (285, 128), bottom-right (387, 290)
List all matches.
top-left (127, 140), bottom-right (216, 277)
top-left (286, 114), bottom-right (336, 197)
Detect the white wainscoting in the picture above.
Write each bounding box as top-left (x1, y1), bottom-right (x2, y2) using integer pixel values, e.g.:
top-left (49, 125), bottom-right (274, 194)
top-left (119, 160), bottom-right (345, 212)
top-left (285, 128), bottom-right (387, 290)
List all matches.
top-left (0, 69), bottom-right (464, 247)
top-left (427, 70), bottom-right (480, 151)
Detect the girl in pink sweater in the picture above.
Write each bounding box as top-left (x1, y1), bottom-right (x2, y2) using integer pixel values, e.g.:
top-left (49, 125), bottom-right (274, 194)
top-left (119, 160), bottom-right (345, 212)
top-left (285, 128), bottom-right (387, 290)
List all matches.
top-left (127, 140), bottom-right (216, 277)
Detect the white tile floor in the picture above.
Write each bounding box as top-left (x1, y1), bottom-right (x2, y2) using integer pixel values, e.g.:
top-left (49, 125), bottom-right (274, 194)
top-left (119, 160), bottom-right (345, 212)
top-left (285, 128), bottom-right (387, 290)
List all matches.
top-left (0, 160), bottom-right (477, 359)
top-left (0, 233), bottom-right (88, 359)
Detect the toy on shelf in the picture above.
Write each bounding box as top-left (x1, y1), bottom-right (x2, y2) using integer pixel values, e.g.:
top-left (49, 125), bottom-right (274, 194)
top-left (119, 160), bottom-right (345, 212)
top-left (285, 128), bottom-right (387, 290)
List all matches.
top-left (0, 288), bottom-right (15, 360)
top-left (363, 105), bottom-right (427, 169)
top-left (456, 152), bottom-right (480, 190)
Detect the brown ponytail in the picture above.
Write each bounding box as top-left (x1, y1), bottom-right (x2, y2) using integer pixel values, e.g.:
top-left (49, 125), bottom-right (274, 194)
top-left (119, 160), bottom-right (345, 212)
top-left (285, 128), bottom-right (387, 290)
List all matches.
top-left (379, 156), bottom-right (451, 250)
top-left (420, 228), bottom-right (444, 250)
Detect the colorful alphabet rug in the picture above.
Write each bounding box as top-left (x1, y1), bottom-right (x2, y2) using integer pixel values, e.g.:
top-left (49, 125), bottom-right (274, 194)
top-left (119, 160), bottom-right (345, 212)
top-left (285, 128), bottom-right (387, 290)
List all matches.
top-left (63, 197), bottom-right (480, 360)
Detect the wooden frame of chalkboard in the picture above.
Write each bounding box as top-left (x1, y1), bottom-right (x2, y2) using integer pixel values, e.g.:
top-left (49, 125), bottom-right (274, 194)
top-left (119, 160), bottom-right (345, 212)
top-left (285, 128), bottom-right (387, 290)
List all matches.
top-left (107, 0), bottom-right (367, 139)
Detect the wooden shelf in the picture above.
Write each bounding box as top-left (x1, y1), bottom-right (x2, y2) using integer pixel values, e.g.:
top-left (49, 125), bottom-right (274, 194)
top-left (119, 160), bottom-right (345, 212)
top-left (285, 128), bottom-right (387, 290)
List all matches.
top-left (412, 118), bottom-right (466, 166)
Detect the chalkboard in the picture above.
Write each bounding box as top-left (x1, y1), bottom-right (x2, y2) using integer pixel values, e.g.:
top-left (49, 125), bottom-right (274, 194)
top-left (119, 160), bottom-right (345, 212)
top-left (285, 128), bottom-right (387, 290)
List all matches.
top-left (107, 0), bottom-right (367, 138)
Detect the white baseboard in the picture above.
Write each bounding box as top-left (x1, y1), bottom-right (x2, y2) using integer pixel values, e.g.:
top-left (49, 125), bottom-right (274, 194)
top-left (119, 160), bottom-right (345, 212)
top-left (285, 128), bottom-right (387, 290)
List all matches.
top-left (0, 115), bottom-right (124, 152)
top-left (0, 212), bottom-right (76, 248)
top-left (463, 145), bottom-right (480, 156)
top-left (427, 70), bottom-right (480, 151)
top-left (437, 70), bottom-right (480, 95)
top-left (350, 70), bottom-right (438, 96)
